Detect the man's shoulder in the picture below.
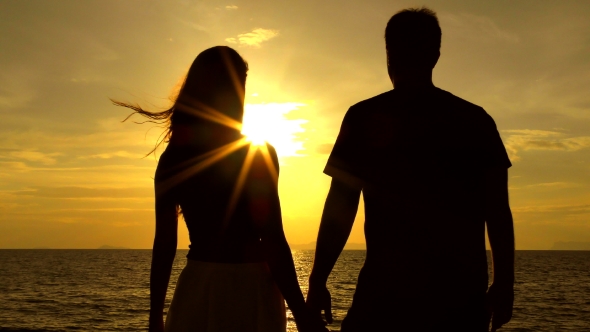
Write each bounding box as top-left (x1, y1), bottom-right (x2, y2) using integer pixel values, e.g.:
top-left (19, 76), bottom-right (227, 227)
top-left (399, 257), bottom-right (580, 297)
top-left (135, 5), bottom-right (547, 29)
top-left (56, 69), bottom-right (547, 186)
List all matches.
top-left (344, 88), bottom-right (492, 122)
top-left (348, 88), bottom-right (484, 109)
top-left (349, 90), bottom-right (395, 111)
top-left (435, 88), bottom-right (488, 116)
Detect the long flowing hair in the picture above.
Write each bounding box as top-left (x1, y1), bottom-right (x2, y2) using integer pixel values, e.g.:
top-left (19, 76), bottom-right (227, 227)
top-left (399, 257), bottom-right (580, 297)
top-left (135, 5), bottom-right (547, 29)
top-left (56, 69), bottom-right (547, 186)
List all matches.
top-left (112, 46), bottom-right (249, 156)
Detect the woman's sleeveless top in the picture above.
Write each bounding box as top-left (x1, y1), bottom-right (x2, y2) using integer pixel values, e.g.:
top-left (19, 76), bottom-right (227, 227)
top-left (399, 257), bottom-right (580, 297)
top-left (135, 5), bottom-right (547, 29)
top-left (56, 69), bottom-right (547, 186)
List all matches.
top-left (155, 141), bottom-right (279, 263)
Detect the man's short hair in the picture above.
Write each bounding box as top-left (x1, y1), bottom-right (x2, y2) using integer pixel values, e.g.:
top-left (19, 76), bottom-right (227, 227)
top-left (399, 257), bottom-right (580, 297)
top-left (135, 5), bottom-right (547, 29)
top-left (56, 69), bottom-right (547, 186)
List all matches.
top-left (385, 7), bottom-right (441, 61)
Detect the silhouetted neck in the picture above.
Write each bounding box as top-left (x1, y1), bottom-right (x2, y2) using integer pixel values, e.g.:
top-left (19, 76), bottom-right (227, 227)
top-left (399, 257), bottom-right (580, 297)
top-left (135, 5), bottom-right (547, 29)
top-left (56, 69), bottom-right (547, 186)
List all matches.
top-left (393, 82), bottom-right (437, 95)
top-left (390, 68), bottom-right (435, 91)
top-left (392, 77), bottom-right (435, 90)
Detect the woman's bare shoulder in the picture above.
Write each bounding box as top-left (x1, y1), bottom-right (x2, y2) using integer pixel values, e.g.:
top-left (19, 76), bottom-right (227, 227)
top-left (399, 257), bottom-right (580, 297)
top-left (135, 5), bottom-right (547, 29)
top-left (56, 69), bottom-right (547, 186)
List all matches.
top-left (155, 145), bottom-right (180, 182)
top-left (264, 142), bottom-right (279, 173)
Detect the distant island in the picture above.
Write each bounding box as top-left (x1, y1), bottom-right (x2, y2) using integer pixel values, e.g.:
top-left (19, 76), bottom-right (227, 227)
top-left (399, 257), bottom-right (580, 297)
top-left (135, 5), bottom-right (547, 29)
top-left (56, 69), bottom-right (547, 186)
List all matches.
top-left (551, 241), bottom-right (590, 250)
top-left (290, 242), bottom-right (366, 250)
top-left (98, 245), bottom-right (131, 249)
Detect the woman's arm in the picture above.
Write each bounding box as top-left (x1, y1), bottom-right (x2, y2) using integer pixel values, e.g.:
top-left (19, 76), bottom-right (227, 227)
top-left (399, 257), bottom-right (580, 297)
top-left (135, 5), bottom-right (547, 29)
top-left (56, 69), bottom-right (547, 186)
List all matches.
top-left (253, 145), bottom-right (324, 331)
top-left (149, 188), bottom-right (178, 332)
top-left (260, 203), bottom-right (307, 317)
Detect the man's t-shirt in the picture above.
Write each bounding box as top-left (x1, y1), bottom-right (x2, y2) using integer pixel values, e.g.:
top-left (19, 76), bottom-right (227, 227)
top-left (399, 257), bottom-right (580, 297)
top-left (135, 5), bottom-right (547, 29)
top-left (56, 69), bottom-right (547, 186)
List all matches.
top-left (325, 87), bottom-right (511, 306)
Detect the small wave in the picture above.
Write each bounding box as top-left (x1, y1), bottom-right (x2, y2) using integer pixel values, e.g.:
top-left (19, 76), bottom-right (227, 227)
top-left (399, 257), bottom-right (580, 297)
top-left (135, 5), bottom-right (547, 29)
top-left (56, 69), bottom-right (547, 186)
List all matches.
top-left (0, 329), bottom-right (59, 332)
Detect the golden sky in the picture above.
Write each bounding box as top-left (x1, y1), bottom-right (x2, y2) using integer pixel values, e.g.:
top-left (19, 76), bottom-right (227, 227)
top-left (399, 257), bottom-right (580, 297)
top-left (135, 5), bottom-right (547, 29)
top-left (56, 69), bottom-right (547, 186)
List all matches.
top-left (1, 0), bottom-right (589, 249)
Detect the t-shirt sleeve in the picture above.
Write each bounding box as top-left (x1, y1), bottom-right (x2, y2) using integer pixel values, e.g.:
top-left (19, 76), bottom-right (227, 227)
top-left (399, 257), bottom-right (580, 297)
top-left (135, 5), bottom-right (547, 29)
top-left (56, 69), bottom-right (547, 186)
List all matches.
top-left (324, 107), bottom-right (365, 188)
top-left (480, 111), bottom-right (512, 169)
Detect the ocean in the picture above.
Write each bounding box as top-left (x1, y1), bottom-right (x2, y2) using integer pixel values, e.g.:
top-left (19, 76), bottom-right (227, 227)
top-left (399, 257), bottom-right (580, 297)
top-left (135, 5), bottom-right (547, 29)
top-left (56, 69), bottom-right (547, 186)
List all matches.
top-left (0, 250), bottom-right (589, 331)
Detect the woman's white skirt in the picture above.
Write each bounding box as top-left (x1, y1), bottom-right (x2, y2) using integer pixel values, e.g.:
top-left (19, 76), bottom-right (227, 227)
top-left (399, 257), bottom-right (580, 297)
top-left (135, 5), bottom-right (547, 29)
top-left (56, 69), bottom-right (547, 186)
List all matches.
top-left (165, 260), bottom-right (287, 332)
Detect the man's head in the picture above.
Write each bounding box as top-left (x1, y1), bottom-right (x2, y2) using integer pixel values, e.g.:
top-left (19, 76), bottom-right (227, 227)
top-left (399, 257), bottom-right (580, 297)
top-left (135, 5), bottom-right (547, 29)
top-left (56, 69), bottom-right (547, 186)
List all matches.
top-left (385, 7), bottom-right (441, 80)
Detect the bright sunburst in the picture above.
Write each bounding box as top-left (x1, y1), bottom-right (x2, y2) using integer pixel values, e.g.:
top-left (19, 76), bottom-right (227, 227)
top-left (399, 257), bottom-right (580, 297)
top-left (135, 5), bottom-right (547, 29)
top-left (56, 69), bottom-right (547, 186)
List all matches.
top-left (241, 103), bottom-right (308, 157)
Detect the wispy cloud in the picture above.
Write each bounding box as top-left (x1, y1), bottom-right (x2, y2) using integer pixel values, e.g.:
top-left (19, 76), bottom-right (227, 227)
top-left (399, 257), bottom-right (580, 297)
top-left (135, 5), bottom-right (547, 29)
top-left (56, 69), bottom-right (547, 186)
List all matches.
top-left (511, 181), bottom-right (579, 190)
top-left (8, 150), bottom-right (61, 165)
top-left (0, 161), bottom-right (30, 172)
top-left (440, 12), bottom-right (519, 43)
top-left (225, 28), bottom-right (279, 48)
top-left (525, 182), bottom-right (578, 189)
top-left (316, 143), bottom-right (334, 154)
top-left (242, 103), bottom-right (307, 158)
top-left (225, 5), bottom-right (238, 10)
top-left (503, 129), bottom-right (590, 161)
top-left (82, 150), bottom-right (144, 159)
top-left (512, 204), bottom-right (590, 216)
top-left (13, 186), bottom-right (152, 199)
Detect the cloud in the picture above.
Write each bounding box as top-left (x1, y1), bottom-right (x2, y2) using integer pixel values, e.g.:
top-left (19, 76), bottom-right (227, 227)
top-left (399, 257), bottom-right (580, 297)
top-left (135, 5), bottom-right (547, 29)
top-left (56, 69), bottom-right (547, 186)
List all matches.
top-left (440, 12), bottom-right (519, 44)
top-left (225, 28), bottom-right (279, 48)
top-left (242, 103), bottom-right (307, 157)
top-left (88, 40), bottom-right (118, 62)
top-left (511, 181), bottom-right (580, 191)
top-left (8, 150), bottom-right (60, 165)
top-left (0, 161), bottom-right (32, 172)
top-left (0, 126), bottom-right (162, 153)
top-left (82, 150), bottom-right (144, 159)
top-left (512, 204), bottom-right (590, 216)
top-left (525, 182), bottom-right (578, 189)
top-left (13, 186), bottom-right (152, 199)
top-left (503, 129), bottom-right (590, 161)
top-left (53, 208), bottom-right (153, 212)
top-left (225, 5), bottom-right (238, 10)
top-left (316, 143), bottom-right (334, 154)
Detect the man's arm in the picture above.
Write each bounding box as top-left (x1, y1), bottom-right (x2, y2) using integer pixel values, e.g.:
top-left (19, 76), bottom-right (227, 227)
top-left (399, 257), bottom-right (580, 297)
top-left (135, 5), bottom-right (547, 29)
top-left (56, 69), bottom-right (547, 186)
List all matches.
top-left (484, 167), bottom-right (515, 332)
top-left (307, 178), bottom-right (361, 324)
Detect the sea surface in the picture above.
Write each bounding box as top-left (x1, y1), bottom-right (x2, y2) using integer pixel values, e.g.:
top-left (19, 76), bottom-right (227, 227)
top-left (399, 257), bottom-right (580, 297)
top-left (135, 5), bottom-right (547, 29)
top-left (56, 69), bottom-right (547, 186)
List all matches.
top-left (0, 250), bottom-right (589, 331)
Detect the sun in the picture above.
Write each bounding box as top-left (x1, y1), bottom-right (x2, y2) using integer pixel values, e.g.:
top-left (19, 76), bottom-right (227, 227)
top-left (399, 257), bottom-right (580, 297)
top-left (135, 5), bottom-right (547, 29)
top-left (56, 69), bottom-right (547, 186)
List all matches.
top-left (241, 103), bottom-right (307, 157)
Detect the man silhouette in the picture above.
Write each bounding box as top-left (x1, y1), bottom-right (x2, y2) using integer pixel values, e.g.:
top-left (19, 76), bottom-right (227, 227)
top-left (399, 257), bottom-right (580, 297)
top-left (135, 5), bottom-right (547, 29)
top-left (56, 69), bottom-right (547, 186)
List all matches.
top-left (306, 7), bottom-right (514, 332)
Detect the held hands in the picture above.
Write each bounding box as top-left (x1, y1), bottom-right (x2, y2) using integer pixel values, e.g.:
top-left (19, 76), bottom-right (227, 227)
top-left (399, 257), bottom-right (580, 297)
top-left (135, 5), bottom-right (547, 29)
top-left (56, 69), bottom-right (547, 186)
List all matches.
top-left (306, 282), bottom-right (333, 326)
top-left (486, 282), bottom-right (514, 332)
top-left (291, 307), bottom-right (330, 332)
top-left (148, 312), bottom-right (164, 332)
top-left (148, 320), bottom-right (164, 332)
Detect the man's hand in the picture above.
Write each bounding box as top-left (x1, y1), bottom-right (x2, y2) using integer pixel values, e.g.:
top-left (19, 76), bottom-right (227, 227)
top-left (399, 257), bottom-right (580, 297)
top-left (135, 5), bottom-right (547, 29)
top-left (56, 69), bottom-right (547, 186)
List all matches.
top-left (306, 178), bottom-right (360, 327)
top-left (292, 306), bottom-right (330, 332)
top-left (486, 282), bottom-right (514, 332)
top-left (306, 283), bottom-right (333, 325)
top-left (148, 314), bottom-right (164, 332)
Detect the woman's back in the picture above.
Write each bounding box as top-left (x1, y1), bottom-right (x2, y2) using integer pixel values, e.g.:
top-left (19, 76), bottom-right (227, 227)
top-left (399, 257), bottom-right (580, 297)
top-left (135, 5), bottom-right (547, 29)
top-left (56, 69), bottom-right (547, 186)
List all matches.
top-left (155, 139), bottom-right (279, 263)
top-left (118, 46), bottom-right (323, 332)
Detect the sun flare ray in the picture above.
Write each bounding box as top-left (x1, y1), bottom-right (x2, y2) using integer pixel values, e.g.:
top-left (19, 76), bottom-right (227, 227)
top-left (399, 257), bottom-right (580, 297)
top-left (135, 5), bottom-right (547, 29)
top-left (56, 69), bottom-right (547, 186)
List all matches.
top-left (156, 137), bottom-right (249, 196)
top-left (176, 98), bottom-right (242, 131)
top-left (222, 144), bottom-right (258, 228)
top-left (257, 143), bottom-right (278, 186)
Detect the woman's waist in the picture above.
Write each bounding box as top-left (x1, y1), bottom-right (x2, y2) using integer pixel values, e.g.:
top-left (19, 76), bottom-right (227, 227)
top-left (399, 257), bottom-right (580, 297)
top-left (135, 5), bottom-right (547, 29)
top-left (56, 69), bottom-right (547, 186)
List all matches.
top-left (178, 259), bottom-right (278, 291)
top-left (184, 257), bottom-right (269, 273)
top-left (186, 241), bottom-right (265, 263)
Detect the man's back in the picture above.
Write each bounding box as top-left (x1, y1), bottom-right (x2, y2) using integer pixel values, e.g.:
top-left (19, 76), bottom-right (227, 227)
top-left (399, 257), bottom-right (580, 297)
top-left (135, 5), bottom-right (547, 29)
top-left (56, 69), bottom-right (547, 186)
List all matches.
top-left (327, 87), bottom-right (510, 298)
top-left (307, 8), bottom-right (515, 332)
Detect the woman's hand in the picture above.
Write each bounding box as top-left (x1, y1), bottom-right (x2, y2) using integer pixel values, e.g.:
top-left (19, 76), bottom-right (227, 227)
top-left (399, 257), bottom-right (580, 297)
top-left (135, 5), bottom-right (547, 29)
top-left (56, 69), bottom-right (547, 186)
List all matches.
top-left (148, 314), bottom-right (164, 332)
top-left (292, 306), bottom-right (330, 332)
top-left (306, 282), bottom-right (333, 325)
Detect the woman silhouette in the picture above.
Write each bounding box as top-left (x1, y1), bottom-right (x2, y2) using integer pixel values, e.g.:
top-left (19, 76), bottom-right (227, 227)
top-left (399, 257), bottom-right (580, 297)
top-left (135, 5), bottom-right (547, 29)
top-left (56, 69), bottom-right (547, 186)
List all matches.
top-left (114, 46), bottom-right (324, 332)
